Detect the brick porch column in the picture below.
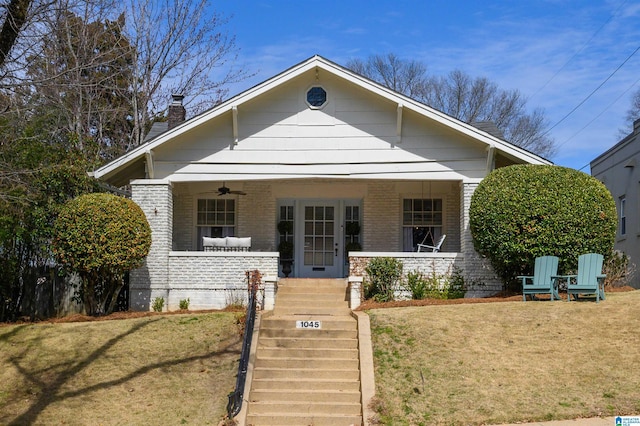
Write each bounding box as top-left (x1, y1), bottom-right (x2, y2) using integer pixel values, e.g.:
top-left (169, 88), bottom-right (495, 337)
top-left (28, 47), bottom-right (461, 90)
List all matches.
top-left (460, 181), bottom-right (478, 259)
top-left (130, 179), bottom-right (173, 311)
top-left (460, 181), bottom-right (502, 296)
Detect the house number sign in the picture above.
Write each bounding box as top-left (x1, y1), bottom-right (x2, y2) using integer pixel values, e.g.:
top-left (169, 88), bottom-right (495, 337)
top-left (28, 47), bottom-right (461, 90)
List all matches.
top-left (296, 320), bottom-right (322, 329)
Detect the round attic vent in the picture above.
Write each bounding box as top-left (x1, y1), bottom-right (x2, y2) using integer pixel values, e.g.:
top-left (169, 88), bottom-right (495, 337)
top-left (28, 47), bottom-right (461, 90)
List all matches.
top-left (306, 86), bottom-right (327, 109)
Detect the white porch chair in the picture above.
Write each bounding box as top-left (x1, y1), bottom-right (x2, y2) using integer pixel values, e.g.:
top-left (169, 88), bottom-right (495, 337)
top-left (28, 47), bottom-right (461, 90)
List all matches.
top-left (417, 234), bottom-right (446, 252)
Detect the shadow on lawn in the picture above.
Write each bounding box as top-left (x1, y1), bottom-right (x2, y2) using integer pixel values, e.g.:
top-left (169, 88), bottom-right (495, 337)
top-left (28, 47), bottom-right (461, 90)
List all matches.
top-left (7, 319), bottom-right (241, 425)
top-left (0, 325), bottom-right (28, 343)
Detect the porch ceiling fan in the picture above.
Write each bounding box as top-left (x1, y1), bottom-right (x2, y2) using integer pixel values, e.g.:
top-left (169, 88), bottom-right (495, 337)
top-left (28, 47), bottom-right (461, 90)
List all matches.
top-left (217, 182), bottom-right (246, 196)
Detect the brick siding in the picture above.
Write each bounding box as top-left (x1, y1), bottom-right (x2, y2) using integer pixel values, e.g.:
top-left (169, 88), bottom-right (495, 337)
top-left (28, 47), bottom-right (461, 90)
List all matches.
top-left (363, 181), bottom-right (400, 251)
top-left (130, 180), bottom-right (278, 311)
top-left (460, 182), bottom-right (503, 295)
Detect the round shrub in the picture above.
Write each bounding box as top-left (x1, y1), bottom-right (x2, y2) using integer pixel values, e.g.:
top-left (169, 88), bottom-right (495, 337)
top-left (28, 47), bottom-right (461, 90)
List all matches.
top-left (53, 193), bottom-right (151, 314)
top-left (469, 165), bottom-right (616, 285)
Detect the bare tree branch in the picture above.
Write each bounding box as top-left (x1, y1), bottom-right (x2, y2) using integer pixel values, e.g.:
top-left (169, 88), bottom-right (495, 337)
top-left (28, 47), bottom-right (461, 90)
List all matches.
top-left (615, 86), bottom-right (640, 139)
top-left (124, 0), bottom-right (251, 148)
top-left (1, 0), bottom-right (252, 160)
top-left (348, 54), bottom-right (557, 159)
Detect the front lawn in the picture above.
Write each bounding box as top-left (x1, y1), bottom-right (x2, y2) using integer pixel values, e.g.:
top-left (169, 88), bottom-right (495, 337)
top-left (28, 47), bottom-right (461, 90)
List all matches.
top-left (0, 312), bottom-right (241, 425)
top-left (368, 290), bottom-right (640, 425)
top-left (2, 292), bottom-right (639, 425)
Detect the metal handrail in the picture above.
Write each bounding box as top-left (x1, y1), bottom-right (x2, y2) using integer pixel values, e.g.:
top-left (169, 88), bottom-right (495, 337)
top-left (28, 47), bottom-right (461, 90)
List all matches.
top-left (226, 270), bottom-right (260, 419)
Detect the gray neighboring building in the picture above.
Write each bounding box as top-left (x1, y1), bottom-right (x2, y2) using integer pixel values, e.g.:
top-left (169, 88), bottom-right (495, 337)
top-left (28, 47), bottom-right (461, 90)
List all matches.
top-left (591, 118), bottom-right (640, 288)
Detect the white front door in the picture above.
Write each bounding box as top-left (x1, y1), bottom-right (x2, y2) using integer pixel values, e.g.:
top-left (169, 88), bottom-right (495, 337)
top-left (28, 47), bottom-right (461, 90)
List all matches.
top-left (297, 201), bottom-right (343, 278)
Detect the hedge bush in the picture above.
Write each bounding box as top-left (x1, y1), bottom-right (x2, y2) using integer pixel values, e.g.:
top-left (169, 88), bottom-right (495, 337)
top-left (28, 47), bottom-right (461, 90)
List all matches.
top-left (365, 257), bottom-right (403, 302)
top-left (53, 193), bottom-right (151, 315)
top-left (469, 165), bottom-right (616, 286)
top-left (405, 268), bottom-right (466, 300)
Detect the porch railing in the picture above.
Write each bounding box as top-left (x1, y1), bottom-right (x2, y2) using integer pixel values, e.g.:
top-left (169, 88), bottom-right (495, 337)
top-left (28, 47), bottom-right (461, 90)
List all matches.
top-left (226, 270), bottom-right (260, 419)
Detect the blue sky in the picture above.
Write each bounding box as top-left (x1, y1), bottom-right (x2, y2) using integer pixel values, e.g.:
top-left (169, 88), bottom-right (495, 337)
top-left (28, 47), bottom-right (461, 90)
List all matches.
top-left (218, 0), bottom-right (640, 172)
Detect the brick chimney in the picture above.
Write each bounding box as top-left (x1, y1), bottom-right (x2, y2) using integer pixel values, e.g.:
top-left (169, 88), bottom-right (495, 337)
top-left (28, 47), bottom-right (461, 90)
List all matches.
top-left (167, 94), bottom-right (186, 129)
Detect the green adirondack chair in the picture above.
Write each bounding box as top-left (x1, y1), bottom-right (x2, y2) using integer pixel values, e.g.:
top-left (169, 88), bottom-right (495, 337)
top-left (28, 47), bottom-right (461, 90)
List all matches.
top-left (566, 253), bottom-right (606, 302)
top-left (518, 256), bottom-right (560, 301)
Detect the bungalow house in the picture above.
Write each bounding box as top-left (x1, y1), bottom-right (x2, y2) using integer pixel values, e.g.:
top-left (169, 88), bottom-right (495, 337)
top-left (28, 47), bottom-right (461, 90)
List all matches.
top-left (93, 55), bottom-right (552, 311)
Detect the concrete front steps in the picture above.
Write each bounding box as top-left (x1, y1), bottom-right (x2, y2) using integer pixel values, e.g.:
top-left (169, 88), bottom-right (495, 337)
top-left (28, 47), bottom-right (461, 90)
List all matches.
top-left (244, 278), bottom-right (363, 426)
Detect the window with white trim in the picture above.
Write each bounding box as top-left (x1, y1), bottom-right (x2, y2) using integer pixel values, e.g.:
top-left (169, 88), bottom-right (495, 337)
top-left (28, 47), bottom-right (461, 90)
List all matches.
top-left (402, 198), bottom-right (443, 251)
top-left (196, 199), bottom-right (235, 249)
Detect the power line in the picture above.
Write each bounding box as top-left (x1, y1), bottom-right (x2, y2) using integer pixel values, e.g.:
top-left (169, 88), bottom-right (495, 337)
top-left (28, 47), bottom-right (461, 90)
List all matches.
top-left (542, 44), bottom-right (640, 137)
top-left (566, 75), bottom-right (640, 174)
top-left (556, 75), bottom-right (640, 150)
top-left (527, 0), bottom-right (628, 102)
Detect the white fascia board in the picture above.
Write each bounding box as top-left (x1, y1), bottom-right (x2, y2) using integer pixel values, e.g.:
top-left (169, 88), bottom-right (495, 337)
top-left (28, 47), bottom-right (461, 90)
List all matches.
top-left (404, 103), bottom-right (550, 165)
top-left (94, 106), bottom-right (230, 179)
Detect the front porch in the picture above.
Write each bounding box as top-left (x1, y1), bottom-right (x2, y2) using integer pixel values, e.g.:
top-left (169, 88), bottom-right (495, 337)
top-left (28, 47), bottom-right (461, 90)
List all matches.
top-left (128, 176), bottom-right (502, 310)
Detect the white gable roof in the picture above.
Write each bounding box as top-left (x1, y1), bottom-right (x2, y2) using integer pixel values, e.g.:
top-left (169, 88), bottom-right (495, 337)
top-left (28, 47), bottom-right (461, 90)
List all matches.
top-left (93, 55), bottom-right (551, 186)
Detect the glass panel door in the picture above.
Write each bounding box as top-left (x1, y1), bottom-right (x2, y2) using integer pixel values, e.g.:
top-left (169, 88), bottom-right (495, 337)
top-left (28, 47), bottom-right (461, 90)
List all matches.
top-left (298, 201), bottom-right (341, 278)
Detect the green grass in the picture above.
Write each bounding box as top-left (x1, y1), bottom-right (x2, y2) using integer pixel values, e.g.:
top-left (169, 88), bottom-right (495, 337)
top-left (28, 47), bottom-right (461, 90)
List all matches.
top-left (0, 312), bottom-right (242, 425)
top-left (367, 291), bottom-right (640, 425)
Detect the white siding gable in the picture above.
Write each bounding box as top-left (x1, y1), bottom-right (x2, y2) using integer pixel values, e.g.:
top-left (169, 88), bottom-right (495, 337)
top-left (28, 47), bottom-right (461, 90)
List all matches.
top-left (151, 68), bottom-right (489, 182)
top-left (94, 56), bottom-right (551, 185)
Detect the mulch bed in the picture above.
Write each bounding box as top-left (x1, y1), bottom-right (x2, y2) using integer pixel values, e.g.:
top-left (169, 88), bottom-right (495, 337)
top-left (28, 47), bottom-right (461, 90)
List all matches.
top-left (356, 285), bottom-right (636, 310)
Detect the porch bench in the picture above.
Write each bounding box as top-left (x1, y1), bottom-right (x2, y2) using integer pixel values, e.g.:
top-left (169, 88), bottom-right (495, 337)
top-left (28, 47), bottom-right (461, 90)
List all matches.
top-left (202, 236), bottom-right (251, 252)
